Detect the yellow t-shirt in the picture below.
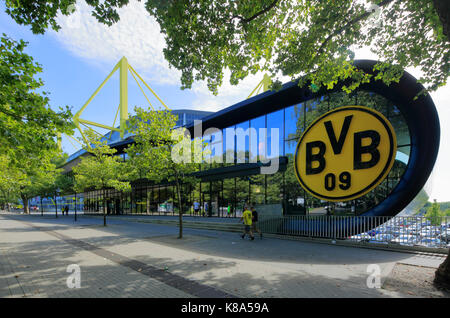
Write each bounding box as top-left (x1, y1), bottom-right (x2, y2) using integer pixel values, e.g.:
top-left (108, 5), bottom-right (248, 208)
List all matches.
top-left (243, 209), bottom-right (253, 226)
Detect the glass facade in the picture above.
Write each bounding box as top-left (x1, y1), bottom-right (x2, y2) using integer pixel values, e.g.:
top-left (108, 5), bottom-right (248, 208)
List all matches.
top-left (82, 90), bottom-right (411, 217)
top-left (28, 194), bottom-right (84, 213)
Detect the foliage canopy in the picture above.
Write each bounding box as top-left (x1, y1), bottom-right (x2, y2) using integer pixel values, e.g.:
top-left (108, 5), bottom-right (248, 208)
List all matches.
top-left (4, 0), bottom-right (450, 95)
top-left (0, 34), bottom-right (73, 162)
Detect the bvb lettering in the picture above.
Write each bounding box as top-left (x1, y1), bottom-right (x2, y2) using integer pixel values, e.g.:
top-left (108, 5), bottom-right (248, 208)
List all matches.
top-left (305, 116), bottom-right (382, 175)
top-left (294, 106), bottom-right (396, 202)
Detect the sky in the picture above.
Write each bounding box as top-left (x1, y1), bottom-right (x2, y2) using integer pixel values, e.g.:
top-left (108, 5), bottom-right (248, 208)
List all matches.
top-left (0, 1), bottom-right (448, 202)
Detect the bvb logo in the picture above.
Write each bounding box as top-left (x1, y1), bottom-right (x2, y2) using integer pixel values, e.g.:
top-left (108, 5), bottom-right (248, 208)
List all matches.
top-left (294, 106), bottom-right (396, 202)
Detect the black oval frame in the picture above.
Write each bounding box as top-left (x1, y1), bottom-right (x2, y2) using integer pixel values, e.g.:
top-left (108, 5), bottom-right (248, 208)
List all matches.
top-left (352, 60), bottom-right (440, 218)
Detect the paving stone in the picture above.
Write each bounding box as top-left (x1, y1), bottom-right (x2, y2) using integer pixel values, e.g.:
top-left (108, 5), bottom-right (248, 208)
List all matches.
top-left (0, 212), bottom-right (447, 298)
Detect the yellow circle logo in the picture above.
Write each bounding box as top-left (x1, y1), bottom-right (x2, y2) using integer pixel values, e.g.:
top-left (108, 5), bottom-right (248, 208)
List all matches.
top-left (294, 106), bottom-right (397, 202)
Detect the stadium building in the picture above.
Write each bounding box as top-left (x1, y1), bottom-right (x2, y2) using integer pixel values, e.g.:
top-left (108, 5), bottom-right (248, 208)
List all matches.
top-left (54, 60), bottom-right (440, 220)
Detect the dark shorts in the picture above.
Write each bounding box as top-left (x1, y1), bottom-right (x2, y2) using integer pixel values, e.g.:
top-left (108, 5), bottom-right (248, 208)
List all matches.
top-left (244, 225), bottom-right (251, 233)
top-left (251, 222), bottom-right (258, 231)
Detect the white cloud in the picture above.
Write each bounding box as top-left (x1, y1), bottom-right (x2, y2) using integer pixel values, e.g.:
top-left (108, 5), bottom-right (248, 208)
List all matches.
top-left (53, 0), bottom-right (180, 85)
top-left (52, 0), bottom-right (266, 113)
top-left (189, 70), bottom-right (269, 111)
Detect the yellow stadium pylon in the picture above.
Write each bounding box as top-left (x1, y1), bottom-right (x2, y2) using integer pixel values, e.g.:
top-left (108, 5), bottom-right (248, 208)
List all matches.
top-left (72, 56), bottom-right (170, 147)
top-left (247, 74), bottom-right (272, 99)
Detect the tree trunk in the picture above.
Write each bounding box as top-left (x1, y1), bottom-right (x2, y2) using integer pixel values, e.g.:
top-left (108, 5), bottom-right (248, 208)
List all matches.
top-left (21, 194), bottom-right (29, 214)
top-left (433, 0), bottom-right (450, 41)
top-left (103, 188), bottom-right (107, 226)
top-left (175, 172), bottom-right (183, 239)
top-left (74, 193), bottom-right (77, 222)
top-left (0, 191), bottom-right (7, 211)
top-left (434, 249), bottom-right (450, 290)
top-left (146, 191), bottom-right (150, 214)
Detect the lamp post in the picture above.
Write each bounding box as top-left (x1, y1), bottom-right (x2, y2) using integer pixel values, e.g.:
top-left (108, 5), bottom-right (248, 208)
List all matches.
top-left (74, 193), bottom-right (77, 222)
top-left (55, 189), bottom-right (60, 218)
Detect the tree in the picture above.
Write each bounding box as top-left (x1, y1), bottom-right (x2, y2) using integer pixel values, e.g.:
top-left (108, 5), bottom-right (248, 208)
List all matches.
top-left (13, 150), bottom-right (63, 214)
top-left (3, 1), bottom-right (449, 94)
top-left (3, 0), bottom-right (127, 34)
top-left (126, 108), bottom-right (204, 239)
top-left (0, 33), bottom-right (74, 214)
top-left (0, 146), bottom-right (70, 214)
top-left (0, 154), bottom-right (20, 210)
top-left (425, 199), bottom-right (445, 226)
top-left (35, 163), bottom-right (74, 217)
top-left (0, 34), bottom-right (73, 162)
top-left (73, 130), bottom-right (131, 226)
top-left (36, 173), bottom-right (60, 216)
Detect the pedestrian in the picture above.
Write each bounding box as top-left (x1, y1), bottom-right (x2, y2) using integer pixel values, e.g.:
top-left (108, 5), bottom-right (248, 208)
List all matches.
top-left (193, 201), bottom-right (200, 216)
top-left (251, 206), bottom-right (263, 239)
top-left (240, 205), bottom-right (254, 240)
top-left (61, 206), bottom-right (65, 215)
top-left (65, 205), bottom-right (69, 215)
top-left (204, 202), bottom-right (208, 217)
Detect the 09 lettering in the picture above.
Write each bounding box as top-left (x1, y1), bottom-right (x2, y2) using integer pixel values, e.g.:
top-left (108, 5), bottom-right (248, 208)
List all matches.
top-left (324, 171), bottom-right (351, 191)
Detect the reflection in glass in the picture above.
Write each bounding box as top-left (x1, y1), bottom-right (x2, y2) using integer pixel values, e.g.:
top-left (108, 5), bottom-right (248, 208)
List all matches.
top-left (236, 121), bottom-right (250, 163)
top-left (191, 181), bottom-right (202, 216)
top-left (235, 177), bottom-right (249, 217)
top-left (202, 182), bottom-right (210, 216)
top-left (202, 133), bottom-right (211, 170)
top-left (285, 103), bottom-right (303, 141)
top-left (390, 115), bottom-right (410, 146)
top-left (250, 115), bottom-right (265, 162)
top-left (356, 90), bottom-right (388, 116)
top-left (267, 110), bottom-right (283, 158)
top-left (209, 128), bottom-right (223, 169)
top-left (224, 126), bottom-right (235, 166)
top-left (223, 178), bottom-right (235, 217)
top-left (266, 172), bottom-right (283, 205)
top-left (250, 174), bottom-right (265, 205)
top-left (210, 180), bottom-right (222, 216)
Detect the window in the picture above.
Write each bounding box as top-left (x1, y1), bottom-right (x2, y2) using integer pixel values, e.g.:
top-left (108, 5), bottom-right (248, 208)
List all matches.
top-left (224, 126), bottom-right (236, 166)
top-left (250, 115), bottom-right (265, 162)
top-left (285, 103), bottom-right (303, 141)
top-left (267, 110), bottom-right (283, 158)
top-left (236, 121), bottom-right (250, 163)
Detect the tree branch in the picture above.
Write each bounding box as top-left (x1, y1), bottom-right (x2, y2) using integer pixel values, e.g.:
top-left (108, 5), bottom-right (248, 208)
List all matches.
top-left (316, 0), bottom-right (395, 56)
top-left (433, 0), bottom-right (450, 41)
top-left (0, 107), bottom-right (25, 121)
top-left (232, 0), bottom-right (279, 24)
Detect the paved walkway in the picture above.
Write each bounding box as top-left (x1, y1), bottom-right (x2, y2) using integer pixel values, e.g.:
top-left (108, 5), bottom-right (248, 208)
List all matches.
top-left (0, 212), bottom-right (447, 298)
